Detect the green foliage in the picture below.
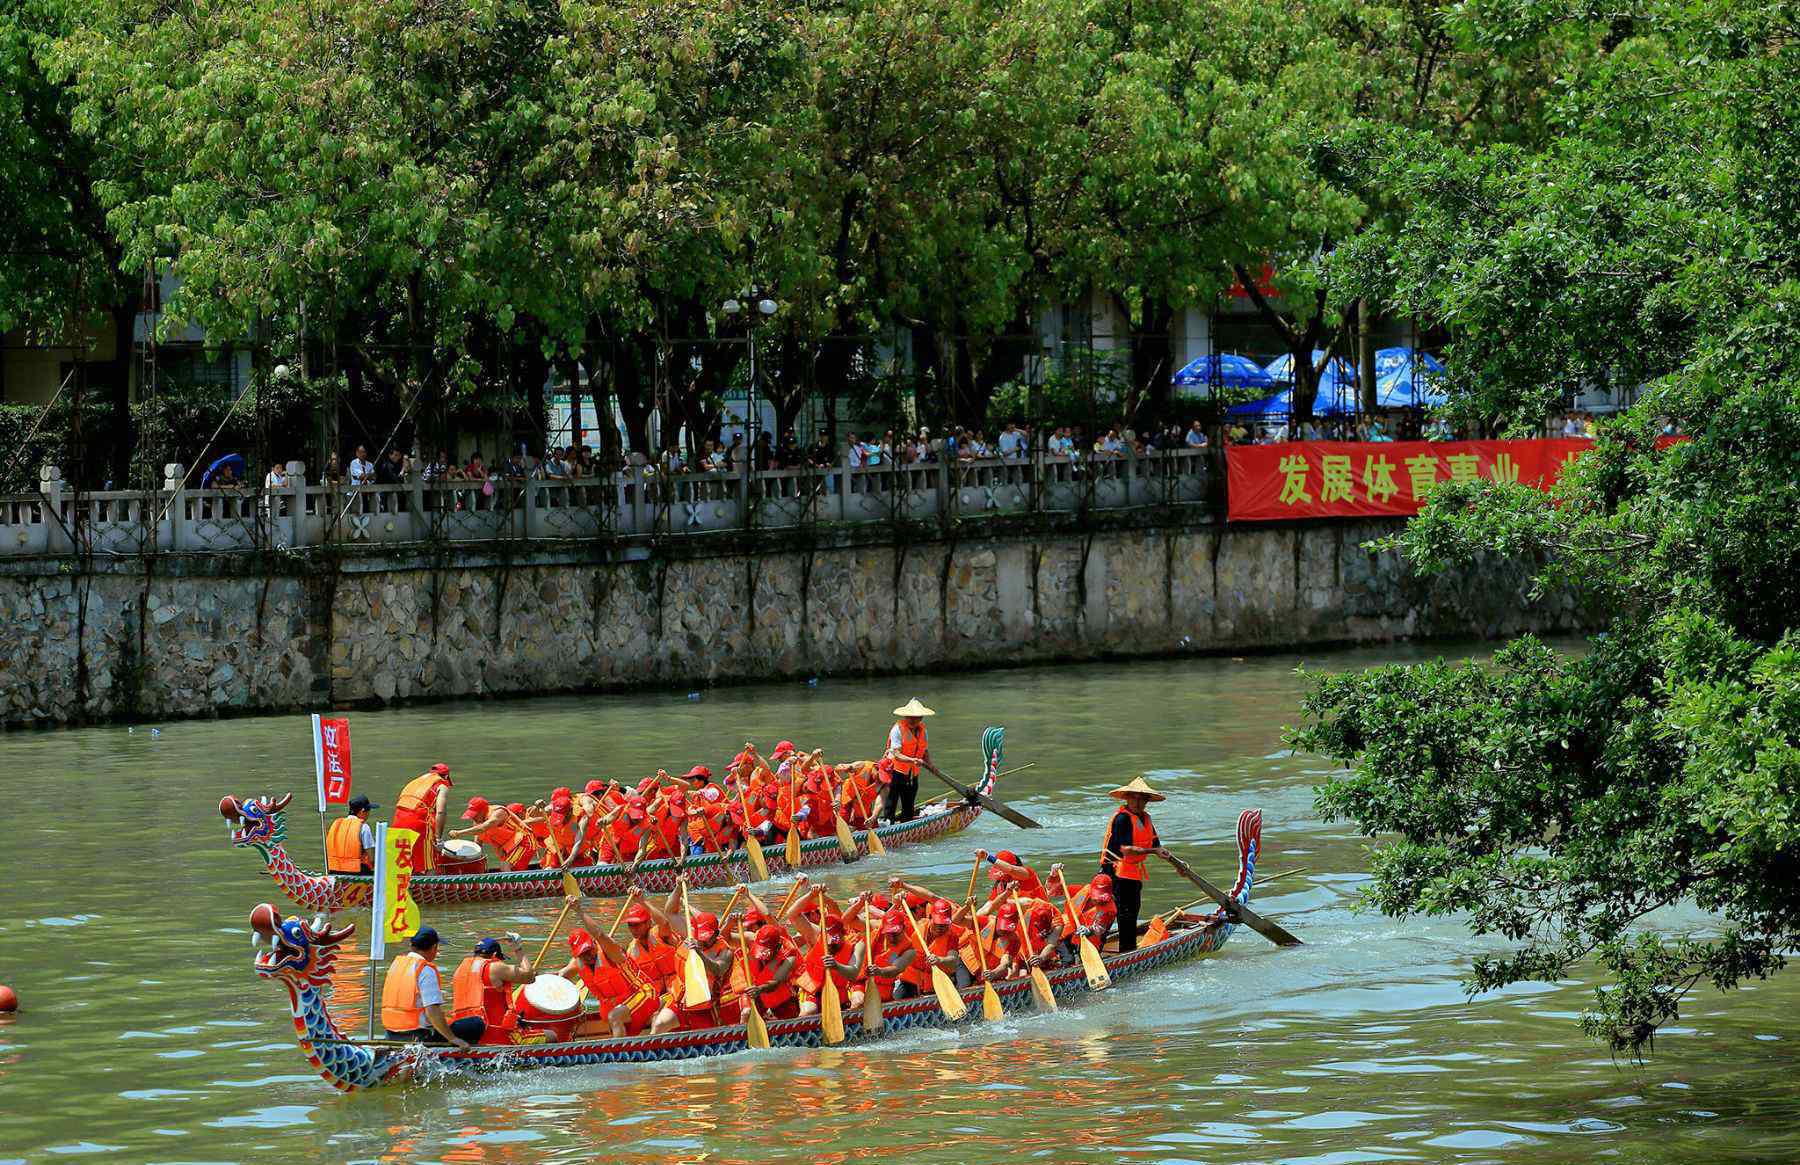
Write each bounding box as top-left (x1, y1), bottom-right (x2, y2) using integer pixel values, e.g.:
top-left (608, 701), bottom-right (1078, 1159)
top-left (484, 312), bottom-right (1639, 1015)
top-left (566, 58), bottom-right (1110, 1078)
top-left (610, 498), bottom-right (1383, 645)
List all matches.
top-left (1298, 0), bottom-right (1800, 1052)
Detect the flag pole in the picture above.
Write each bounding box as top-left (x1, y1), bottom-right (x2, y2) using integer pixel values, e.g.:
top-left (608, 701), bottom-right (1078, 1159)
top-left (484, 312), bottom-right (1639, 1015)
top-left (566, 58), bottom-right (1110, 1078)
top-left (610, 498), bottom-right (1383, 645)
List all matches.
top-left (311, 714), bottom-right (331, 876)
top-left (368, 821), bottom-right (387, 1040)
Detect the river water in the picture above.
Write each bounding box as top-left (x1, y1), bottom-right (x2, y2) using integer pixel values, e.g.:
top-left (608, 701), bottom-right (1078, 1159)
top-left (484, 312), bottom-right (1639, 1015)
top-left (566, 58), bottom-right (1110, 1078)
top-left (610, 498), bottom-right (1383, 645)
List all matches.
top-left (1, 645), bottom-right (1795, 1164)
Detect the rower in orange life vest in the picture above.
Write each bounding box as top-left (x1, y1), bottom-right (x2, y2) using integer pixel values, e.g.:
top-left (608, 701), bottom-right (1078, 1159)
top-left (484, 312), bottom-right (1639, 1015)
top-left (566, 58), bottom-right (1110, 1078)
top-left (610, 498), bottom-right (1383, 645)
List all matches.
top-left (391, 763), bottom-right (453, 873)
top-left (380, 927), bottom-right (470, 1046)
top-left (450, 796), bottom-right (539, 871)
top-left (447, 934), bottom-right (534, 1044)
top-left (1100, 776), bottom-right (1167, 952)
top-left (883, 698), bottom-right (934, 823)
top-left (979, 848), bottom-right (1048, 903)
top-left (325, 794), bottom-right (379, 874)
top-left (563, 899), bottom-right (666, 1038)
top-left (1053, 864), bottom-right (1119, 957)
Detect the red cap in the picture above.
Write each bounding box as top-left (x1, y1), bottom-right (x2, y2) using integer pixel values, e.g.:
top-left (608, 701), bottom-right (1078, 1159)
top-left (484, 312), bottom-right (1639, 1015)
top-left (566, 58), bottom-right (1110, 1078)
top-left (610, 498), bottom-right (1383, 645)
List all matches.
top-left (1030, 903), bottom-right (1056, 928)
top-left (928, 900), bottom-right (954, 925)
top-left (875, 758), bottom-right (895, 783)
top-left (622, 903), bottom-right (651, 926)
top-left (462, 797), bottom-right (490, 821)
top-left (552, 786), bottom-right (573, 801)
top-left (996, 913), bottom-right (1018, 933)
top-left (772, 740), bottom-right (796, 759)
top-left (753, 923), bottom-right (784, 951)
top-left (996, 850), bottom-right (1020, 866)
top-left (505, 802), bottom-right (526, 816)
top-left (431, 763), bottom-right (451, 777)
top-left (625, 797), bottom-right (648, 821)
top-left (549, 802), bottom-right (572, 822)
top-left (569, 929), bottom-right (597, 959)
top-left (823, 913), bottom-right (846, 934)
top-left (692, 911), bottom-right (719, 942)
top-left (1090, 873), bottom-right (1113, 893)
top-left (684, 765), bottom-right (712, 782)
top-left (870, 893), bottom-right (891, 910)
top-left (743, 906), bottom-right (769, 927)
top-left (881, 913), bottom-right (908, 936)
top-left (584, 780), bottom-right (606, 795)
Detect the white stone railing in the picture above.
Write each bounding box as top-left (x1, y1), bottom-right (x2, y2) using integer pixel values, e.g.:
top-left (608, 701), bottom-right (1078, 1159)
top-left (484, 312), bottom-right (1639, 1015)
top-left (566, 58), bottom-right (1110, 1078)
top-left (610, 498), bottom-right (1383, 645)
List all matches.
top-left (3, 449), bottom-right (1212, 558)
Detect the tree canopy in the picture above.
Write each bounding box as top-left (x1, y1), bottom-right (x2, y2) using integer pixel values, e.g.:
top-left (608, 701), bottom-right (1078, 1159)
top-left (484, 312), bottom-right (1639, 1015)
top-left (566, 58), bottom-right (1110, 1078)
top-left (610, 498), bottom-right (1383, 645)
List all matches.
top-left (1294, 0), bottom-right (1800, 1052)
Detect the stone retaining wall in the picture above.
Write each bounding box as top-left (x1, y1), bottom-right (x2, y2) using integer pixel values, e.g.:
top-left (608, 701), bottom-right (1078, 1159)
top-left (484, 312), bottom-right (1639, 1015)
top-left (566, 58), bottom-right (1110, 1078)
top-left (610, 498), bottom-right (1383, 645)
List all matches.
top-left (0, 518), bottom-right (1586, 726)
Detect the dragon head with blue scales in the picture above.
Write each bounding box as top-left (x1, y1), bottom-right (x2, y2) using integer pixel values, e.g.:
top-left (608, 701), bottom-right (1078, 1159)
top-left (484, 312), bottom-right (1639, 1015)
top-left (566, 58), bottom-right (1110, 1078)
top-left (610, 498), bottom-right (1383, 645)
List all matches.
top-left (221, 794), bottom-right (347, 913)
top-left (249, 902), bottom-right (411, 1091)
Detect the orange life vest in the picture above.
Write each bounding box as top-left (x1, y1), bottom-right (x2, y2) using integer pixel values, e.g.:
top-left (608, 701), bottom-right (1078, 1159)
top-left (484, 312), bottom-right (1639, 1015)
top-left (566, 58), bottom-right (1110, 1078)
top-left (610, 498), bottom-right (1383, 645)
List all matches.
top-left (631, 937), bottom-right (679, 996)
top-left (576, 955), bottom-right (650, 1013)
top-left (802, 937), bottom-right (858, 996)
top-left (540, 818), bottom-right (578, 868)
top-left (325, 815), bottom-right (368, 874)
top-left (477, 821), bottom-right (535, 869)
top-left (379, 951), bottom-right (432, 1031)
top-left (748, 950), bottom-right (795, 1010)
top-left (1103, 807), bottom-right (1157, 882)
top-left (394, 773), bottom-right (448, 819)
top-left (450, 955), bottom-right (508, 1025)
top-left (1061, 885), bottom-right (1118, 941)
top-left (890, 720), bottom-right (927, 776)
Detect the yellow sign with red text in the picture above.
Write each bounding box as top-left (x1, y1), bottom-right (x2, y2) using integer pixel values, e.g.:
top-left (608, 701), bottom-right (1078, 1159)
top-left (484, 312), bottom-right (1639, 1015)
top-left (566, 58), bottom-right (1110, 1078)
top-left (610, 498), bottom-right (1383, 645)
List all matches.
top-left (379, 827), bottom-right (422, 946)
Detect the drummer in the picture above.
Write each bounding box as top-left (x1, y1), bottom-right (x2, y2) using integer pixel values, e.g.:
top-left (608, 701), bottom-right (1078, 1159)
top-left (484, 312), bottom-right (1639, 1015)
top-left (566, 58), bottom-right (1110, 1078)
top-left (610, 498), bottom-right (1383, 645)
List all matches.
top-left (391, 763), bottom-right (453, 873)
top-left (448, 935), bottom-right (534, 1044)
top-left (450, 797), bottom-right (538, 871)
top-left (883, 698), bottom-right (934, 823)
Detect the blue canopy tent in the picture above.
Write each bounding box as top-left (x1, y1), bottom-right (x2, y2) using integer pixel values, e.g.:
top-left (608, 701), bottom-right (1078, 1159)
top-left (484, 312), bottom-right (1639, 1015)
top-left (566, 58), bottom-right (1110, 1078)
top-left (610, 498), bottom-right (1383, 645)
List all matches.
top-left (1225, 383), bottom-right (1361, 418)
top-left (1173, 353), bottom-right (1276, 394)
top-left (1247, 351), bottom-right (1362, 417)
top-left (1373, 347), bottom-right (1447, 408)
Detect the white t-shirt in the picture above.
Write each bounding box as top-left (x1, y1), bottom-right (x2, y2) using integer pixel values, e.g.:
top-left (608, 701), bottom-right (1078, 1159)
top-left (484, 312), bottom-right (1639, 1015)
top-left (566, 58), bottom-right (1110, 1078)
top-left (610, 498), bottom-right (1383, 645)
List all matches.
top-left (1185, 428), bottom-right (1207, 448)
top-left (349, 457), bottom-right (376, 484)
top-left (416, 961), bottom-right (443, 1008)
top-left (848, 443), bottom-right (867, 468)
top-left (264, 468), bottom-right (289, 489)
top-left (359, 822), bottom-right (375, 850)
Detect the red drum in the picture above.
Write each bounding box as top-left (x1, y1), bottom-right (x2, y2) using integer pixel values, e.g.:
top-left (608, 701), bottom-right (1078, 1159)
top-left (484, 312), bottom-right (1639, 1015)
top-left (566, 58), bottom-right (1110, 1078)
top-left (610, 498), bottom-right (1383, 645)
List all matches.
top-left (512, 974), bottom-right (581, 1043)
top-left (437, 839), bottom-right (488, 875)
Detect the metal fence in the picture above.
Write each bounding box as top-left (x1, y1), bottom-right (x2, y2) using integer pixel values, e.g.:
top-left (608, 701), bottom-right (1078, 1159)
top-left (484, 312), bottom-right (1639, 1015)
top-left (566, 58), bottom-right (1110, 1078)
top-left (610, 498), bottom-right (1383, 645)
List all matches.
top-left (9, 448), bottom-right (1212, 558)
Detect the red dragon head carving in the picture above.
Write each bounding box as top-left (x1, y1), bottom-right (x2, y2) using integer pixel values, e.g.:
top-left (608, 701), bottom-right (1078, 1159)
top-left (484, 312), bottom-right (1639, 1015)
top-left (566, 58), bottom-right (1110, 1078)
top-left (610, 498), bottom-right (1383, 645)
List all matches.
top-left (250, 902), bottom-right (356, 989)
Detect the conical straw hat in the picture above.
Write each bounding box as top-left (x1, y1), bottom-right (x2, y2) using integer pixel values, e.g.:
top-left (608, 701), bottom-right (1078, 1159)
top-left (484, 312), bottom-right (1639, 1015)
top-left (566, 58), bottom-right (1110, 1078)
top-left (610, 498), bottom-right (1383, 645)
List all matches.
top-left (1110, 776), bottom-right (1164, 802)
top-left (892, 698), bottom-right (936, 717)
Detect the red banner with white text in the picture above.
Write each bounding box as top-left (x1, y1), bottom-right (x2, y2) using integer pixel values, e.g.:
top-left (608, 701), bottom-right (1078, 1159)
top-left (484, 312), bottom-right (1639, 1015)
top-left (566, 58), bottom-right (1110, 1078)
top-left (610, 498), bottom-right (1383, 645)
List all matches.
top-left (312, 714), bottom-right (353, 809)
top-left (1226, 439), bottom-right (1598, 522)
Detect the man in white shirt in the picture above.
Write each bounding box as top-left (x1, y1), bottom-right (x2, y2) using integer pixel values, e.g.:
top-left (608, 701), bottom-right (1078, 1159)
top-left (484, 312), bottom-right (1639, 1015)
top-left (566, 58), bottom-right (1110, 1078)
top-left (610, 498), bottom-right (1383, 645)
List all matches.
top-left (998, 423), bottom-right (1023, 458)
top-left (348, 445), bottom-right (376, 485)
top-left (1184, 421), bottom-right (1208, 448)
top-left (846, 434), bottom-right (867, 468)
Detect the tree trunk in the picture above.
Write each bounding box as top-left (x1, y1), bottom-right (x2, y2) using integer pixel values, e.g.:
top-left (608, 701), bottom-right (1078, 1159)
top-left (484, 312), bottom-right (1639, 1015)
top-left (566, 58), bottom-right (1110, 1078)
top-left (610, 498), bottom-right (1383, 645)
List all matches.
top-left (1357, 299), bottom-right (1376, 414)
top-left (97, 289), bottom-right (141, 487)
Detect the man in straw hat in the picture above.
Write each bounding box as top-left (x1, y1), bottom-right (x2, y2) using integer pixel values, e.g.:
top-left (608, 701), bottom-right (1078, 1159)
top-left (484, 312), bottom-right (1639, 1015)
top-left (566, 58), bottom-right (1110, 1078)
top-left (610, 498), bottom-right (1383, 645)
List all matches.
top-left (1100, 776), bottom-right (1168, 952)
top-left (883, 698), bottom-right (935, 824)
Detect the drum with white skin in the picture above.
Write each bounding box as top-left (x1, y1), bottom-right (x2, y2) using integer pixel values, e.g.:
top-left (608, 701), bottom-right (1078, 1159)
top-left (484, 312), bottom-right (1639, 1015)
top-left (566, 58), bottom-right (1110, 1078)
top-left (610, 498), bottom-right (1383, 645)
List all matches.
top-left (437, 838), bottom-right (488, 875)
top-left (514, 974), bottom-right (581, 1042)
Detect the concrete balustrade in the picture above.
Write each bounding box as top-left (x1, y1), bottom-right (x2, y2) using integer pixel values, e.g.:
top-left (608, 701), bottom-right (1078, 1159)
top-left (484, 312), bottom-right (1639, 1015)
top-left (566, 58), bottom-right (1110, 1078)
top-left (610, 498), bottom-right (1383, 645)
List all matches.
top-left (0, 448), bottom-right (1212, 559)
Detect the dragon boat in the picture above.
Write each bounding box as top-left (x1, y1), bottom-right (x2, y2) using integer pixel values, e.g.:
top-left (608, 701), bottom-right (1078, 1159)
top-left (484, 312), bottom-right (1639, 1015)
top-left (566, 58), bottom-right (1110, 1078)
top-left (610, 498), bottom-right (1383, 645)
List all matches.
top-left (224, 728), bottom-right (1006, 913)
top-left (250, 808), bottom-right (1267, 1092)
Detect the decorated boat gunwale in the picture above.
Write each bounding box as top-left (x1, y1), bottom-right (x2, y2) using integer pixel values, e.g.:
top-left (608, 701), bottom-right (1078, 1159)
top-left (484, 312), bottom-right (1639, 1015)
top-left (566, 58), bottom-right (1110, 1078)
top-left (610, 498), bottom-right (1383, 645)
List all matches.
top-left (224, 728), bottom-right (1004, 913)
top-left (250, 808), bottom-right (1268, 1092)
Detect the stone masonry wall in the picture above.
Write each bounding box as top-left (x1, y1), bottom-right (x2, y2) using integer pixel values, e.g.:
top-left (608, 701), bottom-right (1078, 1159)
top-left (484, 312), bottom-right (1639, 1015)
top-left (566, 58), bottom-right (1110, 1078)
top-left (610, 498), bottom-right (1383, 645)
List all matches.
top-left (0, 519), bottom-right (1587, 726)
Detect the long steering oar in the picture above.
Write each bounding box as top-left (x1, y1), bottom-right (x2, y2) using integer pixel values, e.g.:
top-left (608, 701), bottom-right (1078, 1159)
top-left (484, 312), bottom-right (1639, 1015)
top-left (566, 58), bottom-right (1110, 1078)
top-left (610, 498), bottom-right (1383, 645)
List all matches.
top-left (861, 911), bottom-right (883, 1033)
top-left (922, 759), bottom-right (1040, 830)
top-left (734, 776), bottom-right (771, 883)
top-left (532, 868), bottom-right (585, 973)
top-left (1054, 870), bottom-right (1111, 990)
top-left (898, 898), bottom-right (967, 1021)
top-left (967, 899), bottom-right (1004, 1021)
top-left (737, 924), bottom-right (770, 1051)
top-left (1011, 890), bottom-right (1058, 1012)
top-left (815, 889), bottom-right (846, 1045)
top-left (679, 882), bottom-right (714, 1008)
top-left (1161, 851), bottom-right (1302, 947)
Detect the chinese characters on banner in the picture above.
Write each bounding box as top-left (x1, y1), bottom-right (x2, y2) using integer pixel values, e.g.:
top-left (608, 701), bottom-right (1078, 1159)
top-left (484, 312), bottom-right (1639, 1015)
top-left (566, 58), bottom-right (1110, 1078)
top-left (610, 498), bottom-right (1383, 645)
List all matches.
top-left (1225, 438), bottom-right (1599, 522)
top-left (310, 713), bottom-right (352, 810)
top-left (379, 827), bottom-right (422, 947)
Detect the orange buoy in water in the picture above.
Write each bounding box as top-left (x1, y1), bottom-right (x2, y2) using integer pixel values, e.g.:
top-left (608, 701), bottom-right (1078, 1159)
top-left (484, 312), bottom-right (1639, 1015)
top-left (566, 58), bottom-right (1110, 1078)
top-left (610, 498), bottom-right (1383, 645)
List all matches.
top-left (0, 984), bottom-right (17, 1013)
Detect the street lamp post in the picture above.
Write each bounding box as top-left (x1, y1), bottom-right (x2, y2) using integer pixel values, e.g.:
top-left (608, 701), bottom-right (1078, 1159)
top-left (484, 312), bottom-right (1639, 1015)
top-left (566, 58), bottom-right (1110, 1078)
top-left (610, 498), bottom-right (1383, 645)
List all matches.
top-left (722, 295), bottom-right (778, 460)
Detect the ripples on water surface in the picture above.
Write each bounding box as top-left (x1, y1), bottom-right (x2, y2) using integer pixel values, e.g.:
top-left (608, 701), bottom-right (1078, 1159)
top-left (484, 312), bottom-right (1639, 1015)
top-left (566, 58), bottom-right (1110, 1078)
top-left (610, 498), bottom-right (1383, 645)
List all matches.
top-left (1, 643), bottom-right (1795, 1164)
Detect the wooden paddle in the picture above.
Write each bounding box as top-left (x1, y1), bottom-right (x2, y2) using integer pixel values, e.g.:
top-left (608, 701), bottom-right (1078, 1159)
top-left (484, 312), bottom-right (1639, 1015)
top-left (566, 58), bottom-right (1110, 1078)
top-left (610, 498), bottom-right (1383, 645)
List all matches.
top-left (823, 766), bottom-right (859, 861)
top-left (1054, 869), bottom-right (1111, 990)
top-left (784, 760), bottom-right (803, 868)
top-left (1161, 851), bottom-right (1302, 946)
top-left (861, 911), bottom-right (883, 1033)
top-left (920, 763), bottom-right (1037, 809)
top-left (532, 869), bottom-right (584, 973)
top-left (851, 778), bottom-right (886, 855)
top-left (1011, 890), bottom-right (1057, 1012)
top-left (679, 882), bottom-right (713, 1008)
top-left (966, 853), bottom-right (983, 903)
top-left (737, 923), bottom-right (770, 1050)
top-left (922, 759), bottom-right (1040, 829)
top-left (607, 887), bottom-right (638, 940)
top-left (814, 890), bottom-right (846, 1044)
top-left (734, 775), bottom-right (770, 882)
top-left (897, 898), bottom-right (967, 1021)
top-left (967, 898), bottom-right (1004, 1021)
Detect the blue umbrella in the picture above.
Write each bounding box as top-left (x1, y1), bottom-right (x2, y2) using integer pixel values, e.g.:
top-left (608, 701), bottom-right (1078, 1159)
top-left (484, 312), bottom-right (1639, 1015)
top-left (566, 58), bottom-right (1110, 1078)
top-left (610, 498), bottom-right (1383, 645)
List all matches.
top-left (1373, 348), bottom-right (1448, 408)
top-left (1263, 350), bottom-right (1357, 390)
top-left (201, 453), bottom-right (246, 487)
top-left (1173, 353), bottom-right (1275, 391)
top-left (1224, 385), bottom-right (1361, 418)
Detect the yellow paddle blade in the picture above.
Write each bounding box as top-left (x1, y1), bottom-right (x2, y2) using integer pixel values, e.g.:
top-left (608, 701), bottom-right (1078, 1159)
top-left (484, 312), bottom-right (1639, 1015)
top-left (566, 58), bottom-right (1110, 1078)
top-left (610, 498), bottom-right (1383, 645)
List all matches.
top-left (744, 833), bottom-right (770, 882)
top-left (1079, 936), bottom-right (1111, 990)
top-left (981, 982), bottom-right (1004, 1021)
top-left (821, 978), bottom-right (845, 1045)
top-left (862, 985), bottom-right (883, 1033)
top-left (866, 828), bottom-right (886, 856)
top-left (785, 827), bottom-right (802, 868)
top-left (931, 967), bottom-right (968, 1021)
top-left (1029, 967), bottom-right (1058, 1012)
top-left (744, 999), bottom-right (770, 1050)
top-left (683, 950), bottom-right (712, 1008)
top-left (561, 869), bottom-right (581, 899)
top-left (834, 816), bottom-right (858, 860)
